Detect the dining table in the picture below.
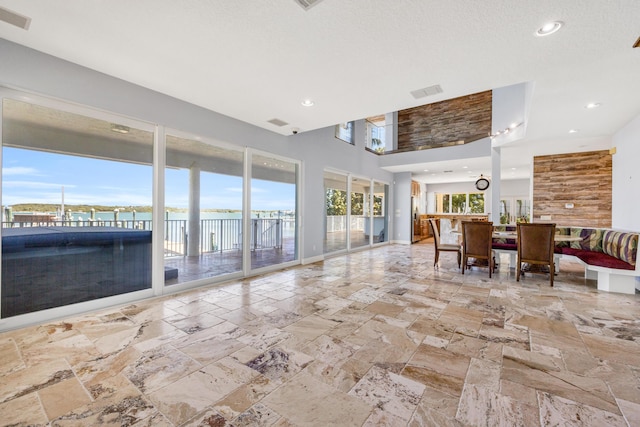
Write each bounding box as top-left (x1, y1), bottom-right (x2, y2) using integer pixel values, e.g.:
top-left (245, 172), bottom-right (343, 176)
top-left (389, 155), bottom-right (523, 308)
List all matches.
top-left (449, 229), bottom-right (584, 272)
top-left (492, 231), bottom-right (583, 243)
top-left (490, 231), bottom-right (583, 272)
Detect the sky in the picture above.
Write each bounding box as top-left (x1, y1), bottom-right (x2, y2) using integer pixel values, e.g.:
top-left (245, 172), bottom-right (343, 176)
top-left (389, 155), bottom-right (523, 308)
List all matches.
top-left (2, 147), bottom-right (296, 211)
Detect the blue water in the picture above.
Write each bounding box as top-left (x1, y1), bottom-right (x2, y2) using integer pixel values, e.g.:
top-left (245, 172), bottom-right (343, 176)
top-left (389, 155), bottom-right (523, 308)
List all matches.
top-left (46, 211), bottom-right (294, 222)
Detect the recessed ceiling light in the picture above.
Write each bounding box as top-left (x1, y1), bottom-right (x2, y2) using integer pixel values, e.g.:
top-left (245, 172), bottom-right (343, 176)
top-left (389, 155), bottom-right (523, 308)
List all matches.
top-left (569, 129), bottom-right (579, 133)
top-left (585, 102), bottom-right (601, 109)
top-left (462, 166), bottom-right (468, 169)
top-left (423, 169), bottom-right (429, 172)
top-left (301, 99), bottom-right (314, 107)
top-left (511, 167), bottom-right (517, 170)
top-left (535, 21), bottom-right (563, 37)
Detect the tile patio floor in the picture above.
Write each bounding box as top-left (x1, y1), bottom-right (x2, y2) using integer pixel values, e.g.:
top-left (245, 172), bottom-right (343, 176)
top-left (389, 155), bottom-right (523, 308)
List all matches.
top-left (1, 241), bottom-right (639, 426)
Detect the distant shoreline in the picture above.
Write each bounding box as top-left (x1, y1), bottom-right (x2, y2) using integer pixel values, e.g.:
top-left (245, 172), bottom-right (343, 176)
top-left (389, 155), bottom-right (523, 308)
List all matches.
top-left (6, 204), bottom-right (243, 214)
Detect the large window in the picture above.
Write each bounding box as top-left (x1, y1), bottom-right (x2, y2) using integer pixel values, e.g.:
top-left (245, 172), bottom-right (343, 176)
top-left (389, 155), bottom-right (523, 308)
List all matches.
top-left (250, 153), bottom-right (298, 270)
top-left (436, 192), bottom-right (485, 214)
top-left (366, 117), bottom-right (387, 153)
top-left (372, 181), bottom-right (388, 243)
top-left (324, 171), bottom-right (348, 253)
top-left (2, 98), bottom-right (154, 318)
top-left (165, 135), bottom-right (244, 284)
top-left (0, 91), bottom-right (305, 326)
top-left (335, 122), bottom-right (354, 144)
top-left (349, 176), bottom-right (370, 250)
top-left (325, 172), bottom-right (389, 253)
top-left (500, 197), bottom-right (530, 224)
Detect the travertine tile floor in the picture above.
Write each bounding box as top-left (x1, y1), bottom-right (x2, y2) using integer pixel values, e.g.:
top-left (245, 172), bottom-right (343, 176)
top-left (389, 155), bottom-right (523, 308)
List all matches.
top-left (1, 242), bottom-right (640, 426)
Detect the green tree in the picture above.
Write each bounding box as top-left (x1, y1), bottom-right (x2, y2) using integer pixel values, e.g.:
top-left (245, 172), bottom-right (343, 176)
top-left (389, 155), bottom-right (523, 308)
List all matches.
top-left (326, 188), bottom-right (347, 215)
top-left (373, 195), bottom-right (383, 216)
top-left (351, 192), bottom-right (364, 215)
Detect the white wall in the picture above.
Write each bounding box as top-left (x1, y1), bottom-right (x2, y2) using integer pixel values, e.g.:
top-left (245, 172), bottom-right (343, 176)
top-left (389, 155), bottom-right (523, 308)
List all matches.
top-left (0, 39), bottom-right (394, 262)
top-left (426, 178), bottom-right (528, 195)
top-left (499, 179), bottom-right (530, 197)
top-left (612, 114), bottom-right (640, 230)
top-left (392, 172), bottom-right (412, 244)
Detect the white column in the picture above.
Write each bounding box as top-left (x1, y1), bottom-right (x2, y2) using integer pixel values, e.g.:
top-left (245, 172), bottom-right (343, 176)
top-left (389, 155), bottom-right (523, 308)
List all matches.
top-left (490, 146), bottom-right (501, 223)
top-left (152, 125), bottom-right (166, 294)
top-left (385, 112), bottom-right (397, 151)
top-left (187, 163), bottom-right (200, 257)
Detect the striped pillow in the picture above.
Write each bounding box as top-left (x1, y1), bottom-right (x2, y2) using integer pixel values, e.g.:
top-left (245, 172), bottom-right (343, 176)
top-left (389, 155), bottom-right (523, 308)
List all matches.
top-left (602, 231), bottom-right (638, 267)
top-left (555, 226), bottom-right (571, 248)
top-left (570, 228), bottom-right (604, 252)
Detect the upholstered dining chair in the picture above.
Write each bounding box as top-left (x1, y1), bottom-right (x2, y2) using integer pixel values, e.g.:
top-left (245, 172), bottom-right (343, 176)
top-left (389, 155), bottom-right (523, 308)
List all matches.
top-left (461, 220), bottom-right (494, 277)
top-left (516, 223), bottom-right (556, 286)
top-left (428, 218), bottom-right (461, 268)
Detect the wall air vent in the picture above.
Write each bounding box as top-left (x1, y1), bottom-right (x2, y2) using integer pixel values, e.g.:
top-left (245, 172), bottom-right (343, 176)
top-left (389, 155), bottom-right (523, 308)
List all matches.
top-left (268, 118), bottom-right (289, 127)
top-left (410, 84), bottom-right (443, 100)
top-left (0, 6), bottom-right (31, 30)
top-left (294, 0), bottom-right (324, 11)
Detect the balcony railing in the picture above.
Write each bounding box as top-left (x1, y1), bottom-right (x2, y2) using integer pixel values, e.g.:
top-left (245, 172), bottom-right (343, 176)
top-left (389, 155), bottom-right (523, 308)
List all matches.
top-left (1, 218), bottom-right (292, 257)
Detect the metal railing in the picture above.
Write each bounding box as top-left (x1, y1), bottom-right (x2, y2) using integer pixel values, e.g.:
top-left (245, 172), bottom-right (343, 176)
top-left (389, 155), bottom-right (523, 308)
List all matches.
top-left (2, 217), bottom-right (291, 257)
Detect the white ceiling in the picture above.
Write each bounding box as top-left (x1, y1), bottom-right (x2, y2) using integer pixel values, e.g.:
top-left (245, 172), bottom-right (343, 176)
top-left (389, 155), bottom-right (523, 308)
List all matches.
top-left (1, 0), bottom-right (639, 184)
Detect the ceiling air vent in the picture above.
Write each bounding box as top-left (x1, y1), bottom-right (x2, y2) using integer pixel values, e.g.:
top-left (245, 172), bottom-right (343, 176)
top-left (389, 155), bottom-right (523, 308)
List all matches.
top-left (0, 6), bottom-right (31, 30)
top-left (294, 0), bottom-right (324, 11)
top-left (410, 84), bottom-right (443, 100)
top-left (268, 118), bottom-right (289, 127)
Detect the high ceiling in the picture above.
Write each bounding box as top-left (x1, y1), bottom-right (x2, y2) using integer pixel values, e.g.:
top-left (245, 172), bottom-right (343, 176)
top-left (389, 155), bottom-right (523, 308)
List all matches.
top-left (1, 0), bottom-right (639, 183)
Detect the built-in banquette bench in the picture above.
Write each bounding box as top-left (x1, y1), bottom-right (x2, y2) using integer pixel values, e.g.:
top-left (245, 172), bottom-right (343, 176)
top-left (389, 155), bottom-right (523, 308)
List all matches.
top-left (492, 224), bottom-right (639, 294)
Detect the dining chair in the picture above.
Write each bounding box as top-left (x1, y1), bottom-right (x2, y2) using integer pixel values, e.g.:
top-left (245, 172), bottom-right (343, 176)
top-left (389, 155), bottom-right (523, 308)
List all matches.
top-left (516, 223), bottom-right (556, 286)
top-left (428, 218), bottom-right (461, 268)
top-left (461, 220), bottom-right (494, 277)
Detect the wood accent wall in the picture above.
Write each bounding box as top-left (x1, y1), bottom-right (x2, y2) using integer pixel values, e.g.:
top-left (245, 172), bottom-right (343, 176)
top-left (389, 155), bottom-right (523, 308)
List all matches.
top-left (533, 150), bottom-right (612, 227)
top-left (397, 91), bottom-right (492, 150)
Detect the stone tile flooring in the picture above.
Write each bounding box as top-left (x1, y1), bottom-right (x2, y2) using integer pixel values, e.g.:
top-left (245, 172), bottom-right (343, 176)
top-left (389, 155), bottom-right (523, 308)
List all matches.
top-left (1, 242), bottom-right (640, 426)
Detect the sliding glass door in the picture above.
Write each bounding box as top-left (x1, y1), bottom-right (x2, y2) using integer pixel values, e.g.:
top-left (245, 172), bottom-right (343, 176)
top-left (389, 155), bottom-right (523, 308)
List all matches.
top-left (1, 97), bottom-right (154, 318)
top-left (250, 152), bottom-right (298, 270)
top-left (324, 171), bottom-right (348, 253)
top-left (349, 176), bottom-right (371, 250)
top-left (165, 134), bottom-right (244, 285)
top-left (372, 181), bottom-right (389, 244)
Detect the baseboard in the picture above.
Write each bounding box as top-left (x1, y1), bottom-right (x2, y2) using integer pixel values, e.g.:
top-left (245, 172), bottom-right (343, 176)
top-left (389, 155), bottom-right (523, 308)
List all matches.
top-left (301, 254), bottom-right (324, 265)
top-left (391, 240), bottom-right (412, 245)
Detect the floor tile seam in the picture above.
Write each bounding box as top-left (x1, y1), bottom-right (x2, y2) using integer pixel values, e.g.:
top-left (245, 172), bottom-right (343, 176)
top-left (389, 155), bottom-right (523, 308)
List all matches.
top-left (141, 344), bottom-right (205, 394)
top-left (537, 388), bottom-right (628, 424)
top-left (614, 396), bottom-right (639, 427)
top-left (0, 339), bottom-right (27, 377)
top-left (458, 381), bottom-right (534, 425)
top-left (39, 357), bottom-right (94, 423)
top-left (147, 357), bottom-right (254, 425)
top-left (604, 382), bottom-right (631, 421)
top-left (522, 361), bottom-right (621, 414)
top-left (145, 394), bottom-right (177, 427)
top-left (2, 355), bottom-right (79, 405)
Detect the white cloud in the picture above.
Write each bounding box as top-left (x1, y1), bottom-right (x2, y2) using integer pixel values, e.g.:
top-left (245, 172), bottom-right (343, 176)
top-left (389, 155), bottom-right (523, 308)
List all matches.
top-left (2, 167), bottom-right (42, 176)
top-left (2, 181), bottom-right (73, 189)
